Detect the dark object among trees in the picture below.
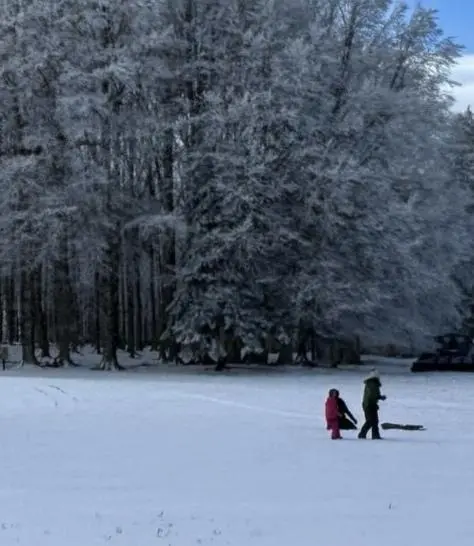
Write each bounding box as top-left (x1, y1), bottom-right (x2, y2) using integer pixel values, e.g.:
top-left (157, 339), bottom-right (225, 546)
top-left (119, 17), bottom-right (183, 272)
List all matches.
top-left (411, 333), bottom-right (474, 372)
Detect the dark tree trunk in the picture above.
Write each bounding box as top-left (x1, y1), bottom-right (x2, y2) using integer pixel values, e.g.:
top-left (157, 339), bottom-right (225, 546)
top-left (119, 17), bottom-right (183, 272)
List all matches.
top-left (35, 269), bottom-right (51, 358)
top-left (0, 277), bottom-right (3, 343)
top-left (94, 271), bottom-right (101, 354)
top-left (20, 270), bottom-right (38, 365)
top-left (331, 3), bottom-right (357, 116)
top-left (126, 263), bottom-right (136, 357)
top-left (119, 265), bottom-right (127, 350)
top-left (158, 126), bottom-right (176, 359)
top-left (98, 239), bottom-right (124, 370)
top-left (158, 247), bottom-right (175, 361)
top-left (135, 265), bottom-right (143, 351)
top-left (277, 343), bottom-right (293, 365)
top-left (226, 336), bottom-right (242, 363)
top-left (6, 274), bottom-right (17, 344)
top-left (149, 248), bottom-right (158, 351)
top-left (53, 238), bottom-right (77, 367)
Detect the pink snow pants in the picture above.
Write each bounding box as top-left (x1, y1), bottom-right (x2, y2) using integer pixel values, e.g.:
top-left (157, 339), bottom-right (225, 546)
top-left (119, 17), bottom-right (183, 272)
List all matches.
top-left (327, 419), bottom-right (341, 439)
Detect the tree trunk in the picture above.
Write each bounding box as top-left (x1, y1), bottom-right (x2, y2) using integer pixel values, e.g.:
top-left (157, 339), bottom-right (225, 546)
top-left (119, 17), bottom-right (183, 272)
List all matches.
top-left (0, 277), bottom-right (3, 343)
top-left (6, 274), bottom-right (17, 344)
top-left (119, 260), bottom-right (127, 350)
top-left (331, 3), bottom-right (358, 116)
top-left (53, 238), bottom-right (77, 367)
top-left (157, 126), bottom-right (176, 358)
top-left (98, 239), bottom-right (124, 370)
top-left (149, 248), bottom-right (158, 351)
top-left (20, 270), bottom-right (38, 365)
top-left (126, 261), bottom-right (136, 357)
top-left (225, 336), bottom-right (242, 364)
top-left (135, 266), bottom-right (143, 351)
top-left (35, 269), bottom-right (51, 358)
top-left (94, 271), bottom-right (101, 354)
top-left (277, 343), bottom-right (293, 365)
top-left (329, 339), bottom-right (340, 367)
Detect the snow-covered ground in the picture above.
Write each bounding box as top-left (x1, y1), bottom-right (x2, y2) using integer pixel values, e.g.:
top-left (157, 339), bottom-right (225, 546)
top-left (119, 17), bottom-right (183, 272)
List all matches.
top-left (0, 365), bottom-right (472, 545)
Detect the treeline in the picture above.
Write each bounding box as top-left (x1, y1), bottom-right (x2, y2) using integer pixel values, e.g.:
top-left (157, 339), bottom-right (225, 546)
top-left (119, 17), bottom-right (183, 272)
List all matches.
top-left (0, 0), bottom-right (473, 369)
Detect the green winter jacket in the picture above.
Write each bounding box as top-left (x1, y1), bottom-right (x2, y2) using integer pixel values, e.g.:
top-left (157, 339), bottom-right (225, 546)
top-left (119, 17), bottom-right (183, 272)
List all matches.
top-left (362, 378), bottom-right (383, 410)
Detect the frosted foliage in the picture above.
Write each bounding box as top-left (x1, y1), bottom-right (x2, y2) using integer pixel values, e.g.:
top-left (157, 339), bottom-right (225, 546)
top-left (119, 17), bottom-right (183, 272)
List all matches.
top-left (0, 0), bottom-right (471, 360)
top-left (449, 108), bottom-right (474, 335)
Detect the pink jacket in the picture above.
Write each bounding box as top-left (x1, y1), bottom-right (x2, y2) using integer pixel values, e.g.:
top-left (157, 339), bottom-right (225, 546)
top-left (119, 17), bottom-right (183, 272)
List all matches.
top-left (325, 396), bottom-right (339, 422)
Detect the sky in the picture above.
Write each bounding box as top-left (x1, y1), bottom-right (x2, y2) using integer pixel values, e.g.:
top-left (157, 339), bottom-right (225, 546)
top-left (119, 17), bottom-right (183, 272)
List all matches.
top-left (414, 0), bottom-right (474, 110)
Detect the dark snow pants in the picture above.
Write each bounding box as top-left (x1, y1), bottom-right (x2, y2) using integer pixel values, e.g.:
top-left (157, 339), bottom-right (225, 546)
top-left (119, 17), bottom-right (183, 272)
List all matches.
top-left (358, 406), bottom-right (381, 439)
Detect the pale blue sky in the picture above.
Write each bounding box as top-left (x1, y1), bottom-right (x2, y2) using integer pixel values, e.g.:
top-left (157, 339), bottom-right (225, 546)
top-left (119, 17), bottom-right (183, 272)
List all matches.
top-left (410, 1), bottom-right (474, 109)
top-left (414, 0), bottom-right (474, 52)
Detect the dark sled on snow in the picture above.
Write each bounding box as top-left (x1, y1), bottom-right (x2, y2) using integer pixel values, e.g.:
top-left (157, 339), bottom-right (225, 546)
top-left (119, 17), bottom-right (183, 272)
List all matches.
top-left (339, 416), bottom-right (357, 430)
top-left (381, 422), bottom-right (425, 431)
top-left (411, 334), bottom-right (474, 373)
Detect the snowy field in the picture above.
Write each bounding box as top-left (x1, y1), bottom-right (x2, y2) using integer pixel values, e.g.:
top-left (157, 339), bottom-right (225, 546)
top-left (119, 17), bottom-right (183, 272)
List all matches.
top-left (0, 364), bottom-right (473, 545)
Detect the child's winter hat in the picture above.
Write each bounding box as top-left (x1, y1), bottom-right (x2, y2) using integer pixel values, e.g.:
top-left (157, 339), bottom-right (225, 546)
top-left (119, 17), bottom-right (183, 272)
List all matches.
top-left (365, 368), bottom-right (380, 381)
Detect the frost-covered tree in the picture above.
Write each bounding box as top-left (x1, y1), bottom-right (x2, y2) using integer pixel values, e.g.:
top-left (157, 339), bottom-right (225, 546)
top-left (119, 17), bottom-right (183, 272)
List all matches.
top-left (282, 1), bottom-right (468, 349)
top-left (0, 1), bottom-right (69, 364)
top-left (0, 0), bottom-right (470, 367)
top-left (450, 108), bottom-right (474, 337)
top-left (156, 0), bottom-right (306, 361)
top-left (0, 0), bottom-right (169, 367)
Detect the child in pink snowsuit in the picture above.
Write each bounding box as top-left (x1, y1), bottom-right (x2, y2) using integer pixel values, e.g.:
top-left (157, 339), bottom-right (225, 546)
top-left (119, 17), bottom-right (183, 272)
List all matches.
top-left (325, 389), bottom-right (342, 439)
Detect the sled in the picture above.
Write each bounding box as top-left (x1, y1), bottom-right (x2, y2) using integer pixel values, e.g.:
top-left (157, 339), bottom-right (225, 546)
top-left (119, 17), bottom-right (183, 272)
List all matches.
top-left (381, 422), bottom-right (426, 431)
top-left (339, 416), bottom-right (357, 430)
